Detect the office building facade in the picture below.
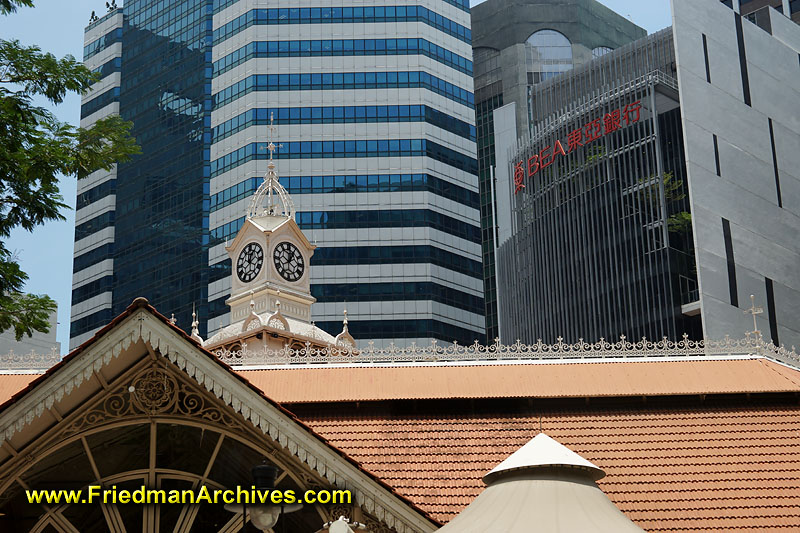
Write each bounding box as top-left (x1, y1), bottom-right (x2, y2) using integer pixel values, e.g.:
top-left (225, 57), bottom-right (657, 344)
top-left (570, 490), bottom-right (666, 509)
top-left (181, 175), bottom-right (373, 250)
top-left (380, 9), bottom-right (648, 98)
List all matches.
top-left (493, 0), bottom-right (800, 347)
top-left (72, 0), bottom-right (483, 349)
top-left (496, 29), bottom-right (698, 343)
top-left (470, 0), bottom-right (645, 341)
top-left (73, 1), bottom-right (212, 350)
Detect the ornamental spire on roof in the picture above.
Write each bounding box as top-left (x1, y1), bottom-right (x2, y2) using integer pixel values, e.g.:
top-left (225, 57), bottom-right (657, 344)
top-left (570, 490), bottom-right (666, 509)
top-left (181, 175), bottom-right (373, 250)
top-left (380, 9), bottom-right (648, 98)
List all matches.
top-left (246, 113), bottom-right (295, 220)
top-left (744, 294), bottom-right (764, 338)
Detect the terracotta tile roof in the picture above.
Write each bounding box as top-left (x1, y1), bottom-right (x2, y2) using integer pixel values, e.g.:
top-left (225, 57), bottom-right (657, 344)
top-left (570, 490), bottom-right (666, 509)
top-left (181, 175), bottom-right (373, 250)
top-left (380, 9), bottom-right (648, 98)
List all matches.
top-left (235, 358), bottom-right (800, 402)
top-left (0, 374), bottom-right (39, 404)
top-left (296, 405), bottom-right (800, 531)
top-left (10, 356), bottom-right (798, 405)
top-left (2, 303), bottom-right (799, 530)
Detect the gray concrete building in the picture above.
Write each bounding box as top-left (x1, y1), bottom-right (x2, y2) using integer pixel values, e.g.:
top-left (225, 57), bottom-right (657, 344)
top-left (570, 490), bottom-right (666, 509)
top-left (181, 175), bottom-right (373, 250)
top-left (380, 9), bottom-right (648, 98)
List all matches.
top-left (0, 305), bottom-right (60, 357)
top-left (471, 0), bottom-right (645, 341)
top-left (672, 0), bottom-right (800, 346)
top-left (491, 0), bottom-right (800, 348)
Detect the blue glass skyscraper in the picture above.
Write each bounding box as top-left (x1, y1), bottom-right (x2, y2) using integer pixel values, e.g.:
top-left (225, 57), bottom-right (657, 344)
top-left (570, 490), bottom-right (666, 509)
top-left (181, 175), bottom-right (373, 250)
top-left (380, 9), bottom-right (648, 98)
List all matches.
top-left (73, 0), bottom-right (483, 349)
top-left (72, 0), bottom-right (212, 349)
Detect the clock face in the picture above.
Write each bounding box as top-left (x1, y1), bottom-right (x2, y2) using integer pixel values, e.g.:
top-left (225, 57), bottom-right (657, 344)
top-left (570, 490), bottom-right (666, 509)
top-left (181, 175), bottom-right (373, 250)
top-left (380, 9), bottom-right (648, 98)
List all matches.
top-left (273, 241), bottom-right (305, 282)
top-left (236, 242), bottom-right (264, 283)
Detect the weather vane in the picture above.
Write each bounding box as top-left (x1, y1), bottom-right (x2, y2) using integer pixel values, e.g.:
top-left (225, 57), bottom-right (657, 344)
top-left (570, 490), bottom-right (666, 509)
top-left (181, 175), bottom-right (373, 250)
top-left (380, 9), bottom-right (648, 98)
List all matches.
top-left (266, 112), bottom-right (283, 164)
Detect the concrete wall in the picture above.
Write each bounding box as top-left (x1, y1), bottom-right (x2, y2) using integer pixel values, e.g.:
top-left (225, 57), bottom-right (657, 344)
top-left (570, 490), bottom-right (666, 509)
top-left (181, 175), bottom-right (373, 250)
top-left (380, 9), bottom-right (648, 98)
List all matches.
top-left (472, 0), bottom-right (647, 135)
top-left (672, 0), bottom-right (800, 347)
top-left (0, 308), bottom-right (60, 356)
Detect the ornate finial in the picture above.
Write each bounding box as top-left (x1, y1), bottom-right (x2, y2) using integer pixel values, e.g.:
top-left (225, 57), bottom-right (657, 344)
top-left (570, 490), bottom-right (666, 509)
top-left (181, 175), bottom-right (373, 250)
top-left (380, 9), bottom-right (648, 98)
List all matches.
top-left (335, 308), bottom-right (356, 348)
top-left (169, 313), bottom-right (176, 325)
top-left (744, 294), bottom-right (764, 337)
top-left (190, 303), bottom-right (203, 343)
top-left (246, 115), bottom-right (294, 220)
top-left (266, 112), bottom-right (283, 166)
top-left (275, 299), bottom-right (281, 310)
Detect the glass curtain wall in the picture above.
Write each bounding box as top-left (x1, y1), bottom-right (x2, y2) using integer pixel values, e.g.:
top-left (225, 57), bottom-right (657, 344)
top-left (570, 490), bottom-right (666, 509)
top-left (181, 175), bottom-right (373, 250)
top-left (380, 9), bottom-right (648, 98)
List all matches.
top-left (498, 29), bottom-right (700, 344)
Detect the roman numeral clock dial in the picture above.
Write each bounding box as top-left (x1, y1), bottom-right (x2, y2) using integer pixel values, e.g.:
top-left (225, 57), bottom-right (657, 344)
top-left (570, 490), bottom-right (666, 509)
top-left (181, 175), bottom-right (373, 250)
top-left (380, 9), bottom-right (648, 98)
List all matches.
top-left (273, 242), bottom-right (305, 282)
top-left (236, 242), bottom-right (264, 283)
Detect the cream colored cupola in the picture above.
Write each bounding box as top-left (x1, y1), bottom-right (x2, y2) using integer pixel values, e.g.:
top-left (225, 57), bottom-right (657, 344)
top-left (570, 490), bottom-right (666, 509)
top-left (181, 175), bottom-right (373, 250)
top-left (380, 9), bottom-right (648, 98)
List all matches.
top-left (203, 119), bottom-right (351, 353)
top-left (224, 136), bottom-right (315, 325)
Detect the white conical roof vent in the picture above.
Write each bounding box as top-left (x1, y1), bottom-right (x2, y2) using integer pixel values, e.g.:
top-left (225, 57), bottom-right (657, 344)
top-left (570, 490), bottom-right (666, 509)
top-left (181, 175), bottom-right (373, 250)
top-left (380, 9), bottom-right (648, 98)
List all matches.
top-left (439, 433), bottom-right (644, 533)
top-left (484, 432), bottom-right (604, 482)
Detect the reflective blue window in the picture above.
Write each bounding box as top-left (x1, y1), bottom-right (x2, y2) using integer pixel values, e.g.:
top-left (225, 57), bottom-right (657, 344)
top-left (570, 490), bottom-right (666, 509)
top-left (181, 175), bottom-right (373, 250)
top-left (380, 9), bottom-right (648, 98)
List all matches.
top-left (76, 180), bottom-right (116, 210)
top-left (311, 318), bottom-right (485, 345)
top-left (212, 1), bottom-right (471, 26)
top-left (212, 38), bottom-right (472, 77)
top-left (213, 72), bottom-right (474, 109)
top-left (81, 87), bottom-right (120, 119)
top-left (92, 56), bottom-right (122, 79)
top-left (311, 281), bottom-right (483, 315)
top-left (210, 139), bottom-right (476, 178)
top-left (70, 308), bottom-right (114, 337)
top-left (211, 105), bottom-right (474, 143)
top-left (84, 28), bottom-right (122, 60)
top-left (211, 209), bottom-right (480, 244)
top-left (75, 211), bottom-right (115, 241)
top-left (73, 243), bottom-right (114, 273)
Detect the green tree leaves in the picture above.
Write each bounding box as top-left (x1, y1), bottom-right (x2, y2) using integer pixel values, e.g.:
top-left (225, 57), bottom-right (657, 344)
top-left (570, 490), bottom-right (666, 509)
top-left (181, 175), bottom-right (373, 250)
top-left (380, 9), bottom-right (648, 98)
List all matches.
top-left (0, 0), bottom-right (34, 16)
top-left (0, 3), bottom-right (140, 341)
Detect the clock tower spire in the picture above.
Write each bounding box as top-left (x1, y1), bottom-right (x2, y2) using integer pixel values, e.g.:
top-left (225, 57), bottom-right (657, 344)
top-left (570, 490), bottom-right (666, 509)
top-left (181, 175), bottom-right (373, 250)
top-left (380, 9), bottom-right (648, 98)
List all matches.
top-left (204, 117), bottom-right (344, 351)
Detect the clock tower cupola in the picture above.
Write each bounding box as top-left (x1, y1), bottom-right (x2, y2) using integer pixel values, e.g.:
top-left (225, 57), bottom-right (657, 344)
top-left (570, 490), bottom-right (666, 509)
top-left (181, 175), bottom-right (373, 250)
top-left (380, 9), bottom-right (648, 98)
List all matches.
top-left (223, 138), bottom-right (315, 326)
top-left (203, 118), bottom-right (354, 353)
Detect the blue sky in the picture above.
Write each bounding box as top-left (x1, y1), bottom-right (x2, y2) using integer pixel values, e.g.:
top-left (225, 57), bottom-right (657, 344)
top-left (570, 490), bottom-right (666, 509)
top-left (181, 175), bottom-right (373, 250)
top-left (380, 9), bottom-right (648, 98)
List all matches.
top-left (0, 0), bottom-right (672, 353)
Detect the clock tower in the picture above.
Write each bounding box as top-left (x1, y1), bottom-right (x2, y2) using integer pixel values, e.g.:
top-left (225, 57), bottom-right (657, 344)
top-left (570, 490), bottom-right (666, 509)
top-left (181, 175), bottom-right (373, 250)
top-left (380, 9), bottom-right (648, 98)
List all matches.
top-left (224, 151), bottom-right (315, 325)
top-left (203, 126), bottom-right (355, 352)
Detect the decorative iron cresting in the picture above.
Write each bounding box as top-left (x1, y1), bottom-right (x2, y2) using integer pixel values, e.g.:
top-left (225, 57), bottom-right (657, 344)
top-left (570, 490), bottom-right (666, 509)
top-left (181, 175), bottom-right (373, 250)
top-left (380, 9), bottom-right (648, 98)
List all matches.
top-left (213, 333), bottom-right (799, 368)
top-left (0, 347), bottom-right (61, 371)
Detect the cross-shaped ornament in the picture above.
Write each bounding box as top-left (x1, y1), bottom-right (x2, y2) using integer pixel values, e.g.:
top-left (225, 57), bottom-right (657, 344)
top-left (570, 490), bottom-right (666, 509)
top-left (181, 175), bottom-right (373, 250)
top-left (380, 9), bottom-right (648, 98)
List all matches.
top-left (265, 112), bottom-right (283, 162)
top-left (744, 294), bottom-right (764, 336)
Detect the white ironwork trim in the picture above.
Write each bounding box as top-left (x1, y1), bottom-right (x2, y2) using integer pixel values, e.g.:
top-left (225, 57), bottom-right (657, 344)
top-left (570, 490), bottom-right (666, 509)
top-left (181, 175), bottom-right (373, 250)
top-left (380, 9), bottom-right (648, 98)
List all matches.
top-left (213, 333), bottom-right (800, 369)
top-left (0, 347), bottom-right (62, 373)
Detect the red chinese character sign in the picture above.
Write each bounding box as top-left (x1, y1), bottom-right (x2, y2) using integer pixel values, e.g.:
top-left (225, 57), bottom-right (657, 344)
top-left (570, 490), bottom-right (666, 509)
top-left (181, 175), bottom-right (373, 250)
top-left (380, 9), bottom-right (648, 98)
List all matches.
top-left (513, 100), bottom-right (642, 194)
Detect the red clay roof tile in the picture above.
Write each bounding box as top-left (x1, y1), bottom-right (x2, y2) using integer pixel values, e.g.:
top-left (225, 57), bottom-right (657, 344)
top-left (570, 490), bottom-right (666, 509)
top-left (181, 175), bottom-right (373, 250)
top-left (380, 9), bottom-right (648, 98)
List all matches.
top-left (296, 405), bottom-right (800, 530)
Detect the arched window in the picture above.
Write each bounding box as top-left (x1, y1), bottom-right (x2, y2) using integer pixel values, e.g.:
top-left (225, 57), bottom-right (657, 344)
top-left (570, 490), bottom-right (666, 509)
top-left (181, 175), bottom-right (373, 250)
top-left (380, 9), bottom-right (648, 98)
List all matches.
top-left (592, 46), bottom-right (614, 58)
top-left (526, 29), bottom-right (573, 62)
top-left (526, 29), bottom-right (573, 83)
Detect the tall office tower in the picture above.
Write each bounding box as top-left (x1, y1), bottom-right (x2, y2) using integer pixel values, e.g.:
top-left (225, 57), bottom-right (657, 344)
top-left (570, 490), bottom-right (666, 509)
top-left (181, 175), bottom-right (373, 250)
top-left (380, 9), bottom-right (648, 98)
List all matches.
top-left (72, 0), bottom-right (483, 349)
top-left (492, 0), bottom-right (800, 347)
top-left (470, 0), bottom-right (645, 341)
top-left (208, 0), bottom-right (482, 347)
top-left (72, 2), bottom-right (212, 350)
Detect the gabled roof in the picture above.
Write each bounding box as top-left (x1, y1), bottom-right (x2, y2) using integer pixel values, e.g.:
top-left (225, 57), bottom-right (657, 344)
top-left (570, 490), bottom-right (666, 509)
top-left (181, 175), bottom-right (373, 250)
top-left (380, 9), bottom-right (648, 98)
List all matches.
top-left (0, 299), bottom-right (437, 533)
top-left (2, 304), bottom-right (800, 531)
top-left (7, 356), bottom-right (798, 405)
